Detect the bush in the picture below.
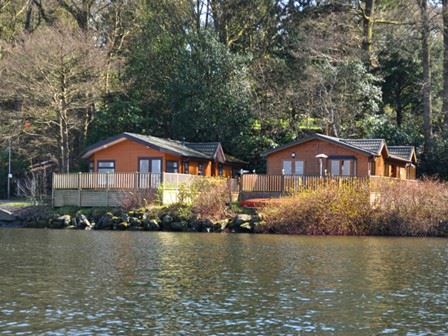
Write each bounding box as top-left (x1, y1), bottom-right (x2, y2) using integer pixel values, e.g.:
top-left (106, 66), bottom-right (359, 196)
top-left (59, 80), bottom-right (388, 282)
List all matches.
top-left (261, 179), bottom-right (448, 236)
top-left (118, 189), bottom-right (158, 211)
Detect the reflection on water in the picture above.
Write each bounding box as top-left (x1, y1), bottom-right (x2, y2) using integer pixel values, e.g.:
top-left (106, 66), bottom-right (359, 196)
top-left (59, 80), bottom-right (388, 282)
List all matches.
top-left (0, 229), bottom-right (447, 335)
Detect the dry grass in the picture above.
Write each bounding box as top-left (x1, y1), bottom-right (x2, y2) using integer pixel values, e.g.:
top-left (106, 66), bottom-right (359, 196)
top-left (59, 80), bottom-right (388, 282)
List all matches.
top-left (189, 178), bottom-right (232, 221)
top-left (261, 179), bottom-right (448, 236)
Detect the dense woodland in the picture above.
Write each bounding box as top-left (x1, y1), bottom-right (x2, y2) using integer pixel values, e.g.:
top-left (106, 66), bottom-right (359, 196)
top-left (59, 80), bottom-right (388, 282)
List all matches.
top-left (1, 0), bottom-right (448, 196)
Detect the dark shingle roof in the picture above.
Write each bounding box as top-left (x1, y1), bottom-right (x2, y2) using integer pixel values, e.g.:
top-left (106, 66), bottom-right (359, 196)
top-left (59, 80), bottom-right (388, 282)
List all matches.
top-left (388, 146), bottom-right (415, 162)
top-left (185, 142), bottom-right (220, 158)
top-left (125, 133), bottom-right (210, 159)
top-left (82, 133), bottom-right (246, 165)
top-left (262, 133), bottom-right (416, 163)
top-left (339, 138), bottom-right (385, 155)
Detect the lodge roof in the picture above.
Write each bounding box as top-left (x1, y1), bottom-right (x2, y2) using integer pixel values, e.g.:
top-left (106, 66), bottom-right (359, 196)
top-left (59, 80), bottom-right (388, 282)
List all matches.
top-left (81, 132), bottom-right (246, 165)
top-left (388, 146), bottom-right (416, 162)
top-left (262, 133), bottom-right (416, 163)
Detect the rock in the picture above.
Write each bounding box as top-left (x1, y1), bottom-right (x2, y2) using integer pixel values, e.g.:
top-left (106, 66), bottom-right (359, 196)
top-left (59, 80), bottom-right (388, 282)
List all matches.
top-left (115, 221), bottom-right (129, 230)
top-left (162, 215), bottom-right (173, 224)
top-left (77, 214), bottom-right (92, 229)
top-left (143, 219), bottom-right (160, 231)
top-left (170, 221), bottom-right (188, 231)
top-left (233, 214), bottom-right (252, 226)
top-left (96, 213), bottom-right (114, 230)
top-left (214, 219), bottom-right (229, 231)
top-left (240, 222), bottom-right (252, 231)
top-left (0, 209), bottom-right (16, 222)
top-left (65, 225), bottom-right (77, 230)
top-left (49, 215), bottom-right (71, 229)
top-left (129, 217), bottom-right (142, 228)
top-left (121, 213), bottom-right (130, 223)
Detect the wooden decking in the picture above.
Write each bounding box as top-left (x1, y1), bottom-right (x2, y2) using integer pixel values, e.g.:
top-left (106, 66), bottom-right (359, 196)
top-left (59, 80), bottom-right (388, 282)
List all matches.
top-left (52, 172), bottom-right (415, 207)
top-left (52, 172), bottom-right (239, 207)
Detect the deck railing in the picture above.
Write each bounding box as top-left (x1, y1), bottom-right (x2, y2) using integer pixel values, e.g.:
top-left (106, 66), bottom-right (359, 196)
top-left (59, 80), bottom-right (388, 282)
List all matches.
top-left (239, 174), bottom-right (415, 193)
top-left (53, 172), bottom-right (238, 191)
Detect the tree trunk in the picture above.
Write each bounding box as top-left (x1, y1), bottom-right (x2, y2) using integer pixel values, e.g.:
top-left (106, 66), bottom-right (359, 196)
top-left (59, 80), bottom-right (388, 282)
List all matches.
top-left (443, 0), bottom-right (448, 128)
top-left (419, 0), bottom-right (433, 156)
top-left (362, 0), bottom-right (375, 68)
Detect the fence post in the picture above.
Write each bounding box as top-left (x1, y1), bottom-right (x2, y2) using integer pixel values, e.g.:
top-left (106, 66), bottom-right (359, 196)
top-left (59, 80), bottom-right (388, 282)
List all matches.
top-left (134, 171), bottom-right (139, 190)
top-left (281, 174), bottom-right (285, 194)
top-left (78, 172), bottom-right (82, 207)
top-left (106, 173), bottom-right (109, 207)
top-left (51, 173), bottom-right (55, 208)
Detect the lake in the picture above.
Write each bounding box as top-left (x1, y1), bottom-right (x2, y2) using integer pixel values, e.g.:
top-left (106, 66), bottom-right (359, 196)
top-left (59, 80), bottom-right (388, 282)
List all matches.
top-left (0, 229), bottom-right (447, 335)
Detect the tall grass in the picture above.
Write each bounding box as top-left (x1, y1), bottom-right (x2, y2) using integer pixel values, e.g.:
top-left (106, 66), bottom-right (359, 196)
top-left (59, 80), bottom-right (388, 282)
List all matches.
top-left (261, 179), bottom-right (448, 236)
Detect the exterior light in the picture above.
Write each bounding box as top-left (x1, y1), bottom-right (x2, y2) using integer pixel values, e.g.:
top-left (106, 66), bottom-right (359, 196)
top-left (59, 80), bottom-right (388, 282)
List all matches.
top-left (291, 152), bottom-right (296, 158)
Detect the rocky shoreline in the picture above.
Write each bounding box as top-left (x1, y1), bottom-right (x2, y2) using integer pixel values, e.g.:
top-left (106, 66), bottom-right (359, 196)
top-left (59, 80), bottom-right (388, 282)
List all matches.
top-left (2, 206), bottom-right (265, 233)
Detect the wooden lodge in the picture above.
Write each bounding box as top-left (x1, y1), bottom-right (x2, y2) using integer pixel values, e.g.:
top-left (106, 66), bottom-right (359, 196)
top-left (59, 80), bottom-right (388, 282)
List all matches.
top-left (263, 133), bottom-right (417, 179)
top-left (52, 132), bottom-right (418, 207)
top-left (82, 132), bottom-right (246, 178)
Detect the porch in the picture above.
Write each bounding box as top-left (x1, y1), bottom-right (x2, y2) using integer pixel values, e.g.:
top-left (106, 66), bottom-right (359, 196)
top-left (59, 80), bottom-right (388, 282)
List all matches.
top-left (52, 172), bottom-right (239, 207)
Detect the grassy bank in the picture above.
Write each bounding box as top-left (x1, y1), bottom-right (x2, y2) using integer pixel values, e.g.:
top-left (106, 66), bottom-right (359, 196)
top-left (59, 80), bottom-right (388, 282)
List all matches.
top-left (260, 179), bottom-right (448, 236)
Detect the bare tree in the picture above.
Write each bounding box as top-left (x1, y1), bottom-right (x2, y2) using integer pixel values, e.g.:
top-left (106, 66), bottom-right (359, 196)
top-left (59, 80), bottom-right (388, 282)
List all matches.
top-left (417, 0), bottom-right (433, 156)
top-left (0, 26), bottom-right (105, 172)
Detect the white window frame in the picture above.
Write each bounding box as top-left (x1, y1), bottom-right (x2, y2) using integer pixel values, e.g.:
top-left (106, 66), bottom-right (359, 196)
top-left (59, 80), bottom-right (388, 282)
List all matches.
top-left (341, 160), bottom-right (351, 176)
top-left (282, 160), bottom-right (292, 175)
top-left (295, 160), bottom-right (304, 176)
top-left (331, 160), bottom-right (340, 176)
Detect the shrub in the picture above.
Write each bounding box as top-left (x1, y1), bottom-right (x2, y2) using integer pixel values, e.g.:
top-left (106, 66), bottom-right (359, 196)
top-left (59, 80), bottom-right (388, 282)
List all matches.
top-left (261, 179), bottom-right (448, 236)
top-left (118, 189), bottom-right (158, 211)
top-left (190, 178), bottom-right (232, 221)
top-left (369, 178), bottom-right (448, 236)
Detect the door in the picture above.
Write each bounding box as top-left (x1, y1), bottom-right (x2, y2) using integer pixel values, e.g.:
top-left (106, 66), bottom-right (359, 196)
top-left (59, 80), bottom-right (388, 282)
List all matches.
top-left (139, 158), bottom-right (162, 188)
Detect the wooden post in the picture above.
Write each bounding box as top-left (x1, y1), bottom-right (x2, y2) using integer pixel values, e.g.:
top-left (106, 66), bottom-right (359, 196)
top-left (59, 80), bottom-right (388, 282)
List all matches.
top-left (78, 172), bottom-right (82, 207)
top-left (134, 171), bottom-right (139, 190)
top-left (106, 173), bottom-right (109, 207)
top-left (281, 174), bottom-right (285, 194)
top-left (51, 173), bottom-right (55, 208)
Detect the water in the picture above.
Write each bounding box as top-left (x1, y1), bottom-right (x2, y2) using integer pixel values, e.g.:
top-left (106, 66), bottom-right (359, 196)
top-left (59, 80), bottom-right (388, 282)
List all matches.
top-left (0, 229), bottom-right (447, 335)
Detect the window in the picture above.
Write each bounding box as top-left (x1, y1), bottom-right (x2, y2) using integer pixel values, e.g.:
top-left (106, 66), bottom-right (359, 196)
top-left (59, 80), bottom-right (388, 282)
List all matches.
top-left (295, 160), bottom-right (304, 175)
top-left (218, 163), bottom-right (224, 176)
top-left (97, 161), bottom-right (115, 186)
top-left (183, 161), bottom-right (190, 174)
top-left (282, 160), bottom-right (292, 175)
top-left (97, 161), bottom-right (115, 174)
top-left (341, 160), bottom-right (351, 176)
top-left (166, 160), bottom-right (178, 173)
top-left (331, 160), bottom-right (340, 176)
top-left (139, 158), bottom-right (162, 174)
top-left (198, 163), bottom-right (204, 176)
top-left (89, 161), bottom-right (94, 173)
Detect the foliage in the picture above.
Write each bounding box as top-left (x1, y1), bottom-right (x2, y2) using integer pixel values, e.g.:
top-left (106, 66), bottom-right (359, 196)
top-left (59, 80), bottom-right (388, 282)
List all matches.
top-left (261, 179), bottom-right (448, 236)
top-left (0, 0), bottom-right (448, 184)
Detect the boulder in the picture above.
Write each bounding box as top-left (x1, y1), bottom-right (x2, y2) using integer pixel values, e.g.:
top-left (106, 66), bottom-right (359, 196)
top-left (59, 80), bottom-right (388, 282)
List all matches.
top-left (48, 215), bottom-right (71, 229)
top-left (96, 213), bottom-right (114, 230)
top-left (121, 213), bottom-right (130, 223)
top-left (169, 221), bottom-right (188, 231)
top-left (233, 214), bottom-right (252, 226)
top-left (143, 219), bottom-right (160, 231)
top-left (115, 221), bottom-right (129, 230)
top-left (77, 214), bottom-right (92, 229)
top-left (129, 217), bottom-right (142, 228)
top-left (0, 209), bottom-right (16, 222)
top-left (162, 215), bottom-right (173, 224)
top-left (214, 219), bottom-right (229, 231)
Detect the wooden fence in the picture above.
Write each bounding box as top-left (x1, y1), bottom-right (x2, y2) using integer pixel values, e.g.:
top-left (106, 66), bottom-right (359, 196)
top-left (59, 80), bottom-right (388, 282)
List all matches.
top-left (52, 172), bottom-right (239, 207)
top-left (241, 174), bottom-right (380, 193)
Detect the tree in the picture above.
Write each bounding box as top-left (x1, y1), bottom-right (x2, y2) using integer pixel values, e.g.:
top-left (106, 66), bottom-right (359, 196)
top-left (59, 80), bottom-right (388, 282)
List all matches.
top-left (443, 0), bottom-right (448, 128)
top-left (417, 0), bottom-right (433, 156)
top-left (0, 26), bottom-right (105, 172)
